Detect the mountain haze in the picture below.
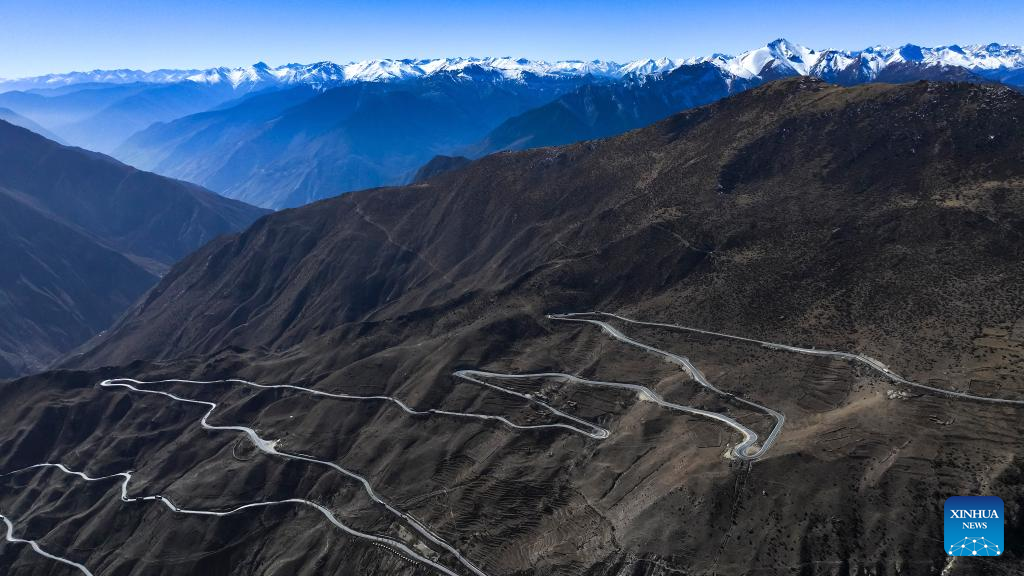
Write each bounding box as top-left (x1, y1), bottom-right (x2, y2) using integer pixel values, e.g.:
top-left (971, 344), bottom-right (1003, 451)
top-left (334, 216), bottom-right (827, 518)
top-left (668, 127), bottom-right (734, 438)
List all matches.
top-left (97, 40), bottom-right (1024, 207)
top-left (0, 107), bottom-right (64, 141)
top-left (0, 81), bottom-right (270, 153)
top-left (116, 72), bottom-right (594, 207)
top-left (0, 121), bottom-right (267, 377)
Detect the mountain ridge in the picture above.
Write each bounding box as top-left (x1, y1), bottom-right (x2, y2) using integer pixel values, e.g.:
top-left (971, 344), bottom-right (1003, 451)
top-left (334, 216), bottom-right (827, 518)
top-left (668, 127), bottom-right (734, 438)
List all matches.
top-left (4, 40), bottom-right (1023, 91)
top-left (114, 74), bottom-right (594, 208)
top-left (0, 120), bottom-right (268, 377)
top-left (4, 39), bottom-right (1024, 204)
top-left (110, 39), bottom-right (1024, 210)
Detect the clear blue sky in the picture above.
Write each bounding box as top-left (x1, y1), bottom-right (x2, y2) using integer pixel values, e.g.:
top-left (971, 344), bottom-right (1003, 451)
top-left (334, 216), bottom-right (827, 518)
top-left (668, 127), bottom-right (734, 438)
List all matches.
top-left (1, 0), bottom-right (1021, 78)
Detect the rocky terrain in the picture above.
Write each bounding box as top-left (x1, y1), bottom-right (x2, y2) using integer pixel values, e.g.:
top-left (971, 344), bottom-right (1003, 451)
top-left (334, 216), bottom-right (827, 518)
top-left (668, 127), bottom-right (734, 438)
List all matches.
top-left (1, 79), bottom-right (1023, 575)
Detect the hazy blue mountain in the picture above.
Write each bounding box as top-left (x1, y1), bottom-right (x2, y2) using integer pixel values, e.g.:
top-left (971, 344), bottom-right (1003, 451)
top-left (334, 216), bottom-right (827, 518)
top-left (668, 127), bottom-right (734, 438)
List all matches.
top-left (0, 83), bottom-right (150, 131)
top-left (115, 71), bottom-right (595, 208)
top-left (0, 120), bottom-right (267, 377)
top-left (0, 81), bottom-right (252, 153)
top-left (6, 39), bottom-right (1015, 209)
top-left (112, 40), bottom-right (1022, 210)
top-left (0, 106), bottom-right (64, 142)
top-left (55, 81), bottom-right (247, 153)
top-left (114, 86), bottom-right (319, 180)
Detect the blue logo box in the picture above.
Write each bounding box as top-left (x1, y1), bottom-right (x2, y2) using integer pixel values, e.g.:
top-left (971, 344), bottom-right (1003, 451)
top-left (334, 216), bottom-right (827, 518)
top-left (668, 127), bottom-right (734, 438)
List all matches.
top-left (945, 496), bottom-right (1004, 557)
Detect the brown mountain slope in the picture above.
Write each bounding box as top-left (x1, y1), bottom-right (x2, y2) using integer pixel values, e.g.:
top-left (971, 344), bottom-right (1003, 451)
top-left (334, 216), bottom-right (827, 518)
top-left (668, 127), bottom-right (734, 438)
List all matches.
top-left (80, 78), bottom-right (1024, 372)
top-left (0, 121), bottom-right (268, 377)
top-left (2, 79), bottom-right (1021, 576)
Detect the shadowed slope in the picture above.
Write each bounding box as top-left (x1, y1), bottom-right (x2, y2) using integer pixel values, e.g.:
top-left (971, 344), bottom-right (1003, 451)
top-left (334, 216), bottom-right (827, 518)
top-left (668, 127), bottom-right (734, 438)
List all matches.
top-left (0, 121), bottom-right (268, 376)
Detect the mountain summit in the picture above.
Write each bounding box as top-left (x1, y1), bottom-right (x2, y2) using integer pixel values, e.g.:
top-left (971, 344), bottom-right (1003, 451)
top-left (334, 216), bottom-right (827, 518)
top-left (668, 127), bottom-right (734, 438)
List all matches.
top-left (3, 40), bottom-right (1023, 91)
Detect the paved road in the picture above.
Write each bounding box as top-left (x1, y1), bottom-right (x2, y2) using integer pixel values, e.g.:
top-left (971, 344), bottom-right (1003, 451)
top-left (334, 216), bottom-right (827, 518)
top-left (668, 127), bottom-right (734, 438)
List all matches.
top-left (1, 463), bottom-right (446, 575)
top-left (453, 370), bottom-right (611, 439)
top-left (99, 379), bottom-right (488, 576)
top-left (576, 312), bottom-right (1024, 406)
top-left (1, 510), bottom-right (94, 576)
top-left (459, 369), bottom-right (767, 459)
top-left (547, 314), bottom-right (785, 460)
top-left (128, 377), bottom-right (601, 439)
top-left (13, 310), bottom-right (1007, 574)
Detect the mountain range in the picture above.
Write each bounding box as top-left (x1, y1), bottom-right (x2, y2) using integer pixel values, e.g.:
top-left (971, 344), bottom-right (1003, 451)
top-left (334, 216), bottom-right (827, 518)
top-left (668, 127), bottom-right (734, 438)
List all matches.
top-left (114, 71), bottom-right (595, 207)
top-left (4, 41), bottom-right (1023, 90)
top-left (1, 39), bottom-right (1023, 210)
top-left (4, 78), bottom-right (1016, 575)
top-left (0, 80), bottom-right (271, 153)
top-left (0, 120), bottom-right (267, 378)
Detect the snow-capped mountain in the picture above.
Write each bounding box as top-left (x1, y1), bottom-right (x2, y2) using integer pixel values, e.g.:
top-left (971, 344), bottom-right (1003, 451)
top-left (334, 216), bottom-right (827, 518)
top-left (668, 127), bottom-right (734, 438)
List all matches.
top-left (3, 41), bottom-right (1023, 93)
top-left (0, 58), bottom-right (630, 91)
top-left (693, 39), bottom-right (1024, 83)
top-left (617, 57), bottom-right (686, 77)
top-left (711, 39), bottom-right (822, 78)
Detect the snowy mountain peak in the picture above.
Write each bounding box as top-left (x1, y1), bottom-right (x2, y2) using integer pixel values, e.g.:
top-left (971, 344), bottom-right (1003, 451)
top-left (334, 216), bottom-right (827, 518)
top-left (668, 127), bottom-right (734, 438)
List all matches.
top-left (767, 38), bottom-right (814, 58)
top-left (618, 57), bottom-right (685, 77)
top-left (722, 39), bottom-right (819, 78)
top-left (710, 40), bottom-right (1024, 82)
top-left (3, 40), bottom-right (1024, 93)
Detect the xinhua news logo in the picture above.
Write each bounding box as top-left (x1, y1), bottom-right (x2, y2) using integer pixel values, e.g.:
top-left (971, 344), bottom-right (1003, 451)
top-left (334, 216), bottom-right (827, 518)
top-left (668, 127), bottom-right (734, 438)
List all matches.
top-left (944, 496), bottom-right (1004, 557)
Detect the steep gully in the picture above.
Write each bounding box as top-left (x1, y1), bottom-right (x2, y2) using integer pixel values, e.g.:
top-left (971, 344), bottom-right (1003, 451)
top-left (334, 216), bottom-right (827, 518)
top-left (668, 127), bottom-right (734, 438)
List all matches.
top-left (3, 312), bottom-right (1020, 575)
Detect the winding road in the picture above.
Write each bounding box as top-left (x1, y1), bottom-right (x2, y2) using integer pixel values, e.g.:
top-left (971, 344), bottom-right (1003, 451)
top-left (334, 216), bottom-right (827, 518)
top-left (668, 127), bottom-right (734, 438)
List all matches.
top-left (117, 377), bottom-right (608, 439)
top-left (456, 370), bottom-right (770, 458)
top-left (98, 379), bottom-right (487, 576)
top-left (1, 463), bottom-right (461, 575)
top-left (564, 312), bottom-right (1024, 406)
top-left (0, 463), bottom-right (453, 575)
top-left (5, 311), bottom-right (1020, 574)
top-left (1, 510), bottom-right (94, 576)
top-left (547, 313), bottom-right (786, 459)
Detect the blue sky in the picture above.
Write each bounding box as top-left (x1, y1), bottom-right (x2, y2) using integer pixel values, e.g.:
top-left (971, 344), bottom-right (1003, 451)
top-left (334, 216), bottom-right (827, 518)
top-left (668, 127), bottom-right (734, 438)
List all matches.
top-left (1, 0), bottom-right (1022, 77)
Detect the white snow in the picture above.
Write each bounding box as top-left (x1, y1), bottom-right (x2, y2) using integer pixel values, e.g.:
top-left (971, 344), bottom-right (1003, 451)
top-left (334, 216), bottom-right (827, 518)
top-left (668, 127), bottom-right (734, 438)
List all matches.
top-left (3, 41), bottom-right (1022, 91)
